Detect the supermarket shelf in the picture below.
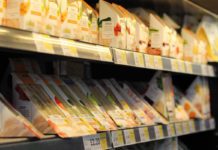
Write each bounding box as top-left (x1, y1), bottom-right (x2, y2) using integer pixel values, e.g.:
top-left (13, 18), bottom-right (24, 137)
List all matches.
top-left (0, 118), bottom-right (215, 150)
top-left (0, 26), bottom-right (215, 77)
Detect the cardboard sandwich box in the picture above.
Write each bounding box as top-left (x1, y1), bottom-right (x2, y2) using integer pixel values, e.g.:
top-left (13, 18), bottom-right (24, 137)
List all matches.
top-left (0, 0), bottom-right (6, 25)
top-left (101, 79), bottom-right (142, 127)
top-left (4, 0), bottom-right (43, 32)
top-left (186, 77), bottom-right (211, 119)
top-left (78, 1), bottom-right (98, 44)
top-left (99, 0), bottom-right (126, 49)
top-left (42, 0), bottom-right (60, 36)
top-left (149, 13), bottom-right (171, 56)
top-left (109, 79), bottom-right (154, 126)
top-left (174, 105), bottom-right (189, 122)
top-left (174, 87), bottom-right (203, 119)
top-left (197, 17), bottom-right (218, 62)
top-left (133, 14), bottom-right (149, 53)
top-left (182, 27), bottom-right (198, 62)
top-left (112, 3), bottom-right (136, 51)
top-left (84, 80), bottom-right (136, 128)
top-left (58, 0), bottom-right (82, 39)
top-left (12, 73), bottom-right (80, 138)
top-left (64, 77), bottom-right (117, 130)
top-left (0, 93), bottom-right (43, 138)
top-left (60, 76), bottom-right (107, 131)
top-left (37, 75), bottom-right (97, 135)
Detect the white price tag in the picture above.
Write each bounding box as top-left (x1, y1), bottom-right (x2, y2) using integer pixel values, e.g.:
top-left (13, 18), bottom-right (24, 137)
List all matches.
top-left (182, 122), bottom-right (190, 134)
top-left (153, 56), bottom-right (163, 69)
top-left (111, 130), bottom-right (124, 147)
top-left (177, 60), bottom-right (185, 72)
top-left (200, 120), bottom-right (206, 131)
top-left (134, 53), bottom-right (145, 67)
top-left (171, 59), bottom-right (179, 72)
top-left (207, 66), bottom-right (215, 76)
top-left (60, 38), bottom-right (78, 57)
top-left (33, 33), bottom-right (54, 54)
top-left (139, 127), bottom-right (150, 142)
top-left (83, 134), bottom-right (101, 150)
top-left (201, 65), bottom-right (208, 75)
top-left (185, 62), bottom-right (193, 74)
top-left (167, 124), bottom-right (175, 136)
top-left (154, 125), bottom-right (164, 139)
top-left (144, 54), bottom-right (154, 68)
top-left (114, 49), bottom-right (127, 65)
top-left (175, 123), bottom-right (183, 135)
top-left (123, 129), bottom-right (136, 144)
top-left (209, 118), bottom-right (215, 129)
top-left (97, 46), bottom-right (112, 62)
top-left (189, 120), bottom-right (196, 133)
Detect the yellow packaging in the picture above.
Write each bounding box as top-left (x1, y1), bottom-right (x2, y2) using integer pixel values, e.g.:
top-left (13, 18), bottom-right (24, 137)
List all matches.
top-left (182, 28), bottom-right (198, 62)
top-left (42, 0), bottom-right (60, 36)
top-left (58, 0), bottom-right (82, 39)
top-left (0, 0), bottom-right (6, 25)
top-left (4, 0), bottom-right (43, 32)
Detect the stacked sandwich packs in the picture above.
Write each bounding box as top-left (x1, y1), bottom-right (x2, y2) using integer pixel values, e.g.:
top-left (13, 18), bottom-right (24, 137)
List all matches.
top-left (0, 59), bottom-right (211, 138)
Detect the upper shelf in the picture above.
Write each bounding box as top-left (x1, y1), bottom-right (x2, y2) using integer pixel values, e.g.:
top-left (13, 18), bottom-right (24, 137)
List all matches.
top-left (0, 26), bottom-right (215, 77)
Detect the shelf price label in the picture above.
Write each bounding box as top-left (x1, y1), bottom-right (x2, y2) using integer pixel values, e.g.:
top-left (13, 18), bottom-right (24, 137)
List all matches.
top-left (133, 52), bottom-right (145, 67)
top-left (189, 120), bottom-right (196, 133)
top-left (144, 54), bottom-right (154, 68)
top-left (209, 118), bottom-right (215, 129)
top-left (171, 59), bottom-right (179, 72)
top-left (207, 66), bottom-right (215, 76)
top-left (60, 38), bottom-right (78, 57)
top-left (99, 133), bottom-right (108, 150)
top-left (83, 134), bottom-right (101, 150)
top-left (200, 120), bottom-right (206, 131)
top-left (33, 33), bottom-right (54, 54)
top-left (114, 49), bottom-right (127, 65)
top-left (154, 125), bottom-right (164, 139)
top-left (153, 56), bottom-right (163, 69)
top-left (182, 122), bottom-right (190, 134)
top-left (139, 127), bottom-right (150, 142)
top-left (177, 60), bottom-right (185, 72)
top-left (201, 65), bottom-right (208, 76)
top-left (167, 124), bottom-right (175, 137)
top-left (97, 46), bottom-right (113, 62)
top-left (175, 123), bottom-right (183, 135)
top-left (111, 130), bottom-right (124, 147)
top-left (185, 62), bottom-right (193, 74)
top-left (123, 129), bottom-right (136, 145)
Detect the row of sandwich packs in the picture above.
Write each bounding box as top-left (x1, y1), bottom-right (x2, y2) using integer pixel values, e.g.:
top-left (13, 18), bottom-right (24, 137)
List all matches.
top-left (0, 1), bottom-right (218, 63)
top-left (0, 59), bottom-right (211, 138)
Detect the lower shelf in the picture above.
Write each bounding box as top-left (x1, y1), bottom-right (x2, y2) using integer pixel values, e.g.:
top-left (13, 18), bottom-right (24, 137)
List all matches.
top-left (0, 118), bottom-right (215, 150)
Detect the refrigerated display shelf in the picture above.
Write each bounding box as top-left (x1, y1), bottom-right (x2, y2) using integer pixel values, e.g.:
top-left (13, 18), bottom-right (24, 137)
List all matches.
top-left (0, 118), bottom-right (215, 150)
top-left (0, 26), bottom-right (215, 77)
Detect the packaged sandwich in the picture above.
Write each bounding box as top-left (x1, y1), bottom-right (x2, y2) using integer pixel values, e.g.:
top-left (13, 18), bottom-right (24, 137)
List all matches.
top-left (174, 87), bottom-right (203, 119)
top-left (64, 77), bottom-right (117, 130)
top-left (181, 27), bottom-right (198, 62)
top-left (123, 81), bottom-right (168, 124)
top-left (58, 0), bottom-right (82, 39)
top-left (0, 0), bottom-right (6, 25)
top-left (12, 73), bottom-right (82, 138)
top-left (90, 79), bottom-right (139, 127)
top-left (99, 0), bottom-right (126, 49)
top-left (38, 75), bottom-right (96, 135)
top-left (186, 77), bottom-right (211, 119)
top-left (42, 0), bottom-right (60, 36)
top-left (4, 0), bottom-right (43, 32)
top-left (149, 13), bottom-right (171, 56)
top-left (58, 76), bottom-right (107, 131)
top-left (0, 93), bottom-right (43, 138)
